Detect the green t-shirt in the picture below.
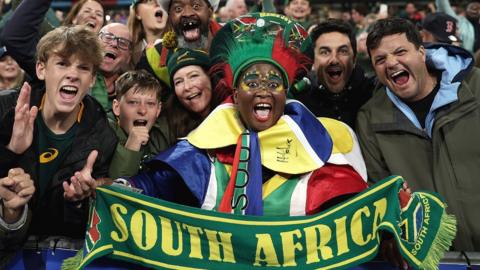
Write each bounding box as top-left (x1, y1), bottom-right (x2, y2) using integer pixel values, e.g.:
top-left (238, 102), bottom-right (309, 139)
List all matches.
top-left (36, 115), bottom-right (78, 197)
top-left (91, 73), bottom-right (114, 119)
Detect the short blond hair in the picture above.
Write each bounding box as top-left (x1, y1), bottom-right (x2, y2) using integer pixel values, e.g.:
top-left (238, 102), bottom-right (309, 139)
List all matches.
top-left (36, 26), bottom-right (103, 72)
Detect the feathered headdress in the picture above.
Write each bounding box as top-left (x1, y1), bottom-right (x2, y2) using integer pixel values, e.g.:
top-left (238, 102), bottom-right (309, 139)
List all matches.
top-left (209, 13), bottom-right (313, 93)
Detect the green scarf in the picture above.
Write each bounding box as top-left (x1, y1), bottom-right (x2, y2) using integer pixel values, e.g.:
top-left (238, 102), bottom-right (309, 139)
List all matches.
top-left (63, 176), bottom-right (456, 270)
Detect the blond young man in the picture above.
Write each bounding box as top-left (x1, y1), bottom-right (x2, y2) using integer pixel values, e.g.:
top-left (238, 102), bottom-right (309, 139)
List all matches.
top-left (0, 26), bottom-right (117, 267)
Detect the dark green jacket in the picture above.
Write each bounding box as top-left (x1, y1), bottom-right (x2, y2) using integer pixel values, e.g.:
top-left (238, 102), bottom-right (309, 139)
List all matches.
top-left (108, 116), bottom-right (173, 179)
top-left (356, 45), bottom-right (480, 251)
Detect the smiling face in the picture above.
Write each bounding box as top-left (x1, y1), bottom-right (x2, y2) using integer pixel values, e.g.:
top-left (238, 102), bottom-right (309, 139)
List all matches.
top-left (170, 0), bottom-right (212, 48)
top-left (314, 31), bottom-right (355, 94)
top-left (136, 0), bottom-right (168, 35)
top-left (288, 0), bottom-right (311, 21)
top-left (113, 87), bottom-right (161, 134)
top-left (99, 23), bottom-right (132, 76)
top-left (36, 53), bottom-right (96, 115)
top-left (234, 62), bottom-right (286, 132)
top-left (370, 33), bottom-right (431, 102)
top-left (173, 65), bottom-right (212, 117)
top-left (72, 0), bottom-right (104, 33)
top-left (0, 55), bottom-right (22, 81)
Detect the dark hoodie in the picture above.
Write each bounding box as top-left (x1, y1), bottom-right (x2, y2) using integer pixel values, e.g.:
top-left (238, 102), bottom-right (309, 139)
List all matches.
top-left (293, 65), bottom-right (375, 129)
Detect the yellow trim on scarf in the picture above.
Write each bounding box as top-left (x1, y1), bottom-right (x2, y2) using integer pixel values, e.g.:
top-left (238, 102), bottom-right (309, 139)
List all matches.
top-left (146, 46), bottom-right (171, 87)
top-left (39, 94), bottom-right (85, 122)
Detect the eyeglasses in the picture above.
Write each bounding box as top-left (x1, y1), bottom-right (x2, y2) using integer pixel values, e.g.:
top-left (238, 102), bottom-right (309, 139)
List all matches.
top-left (99, 31), bottom-right (132, 51)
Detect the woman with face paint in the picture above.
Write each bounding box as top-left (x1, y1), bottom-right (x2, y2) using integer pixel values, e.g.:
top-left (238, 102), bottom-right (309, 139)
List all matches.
top-left (125, 13), bottom-right (369, 216)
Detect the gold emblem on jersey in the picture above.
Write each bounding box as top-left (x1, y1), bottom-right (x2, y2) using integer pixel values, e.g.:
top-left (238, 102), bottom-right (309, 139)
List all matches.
top-left (39, 148), bottom-right (59, 163)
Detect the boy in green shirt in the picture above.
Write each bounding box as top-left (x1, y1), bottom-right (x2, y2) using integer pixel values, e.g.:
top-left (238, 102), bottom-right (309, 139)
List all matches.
top-left (109, 70), bottom-right (172, 179)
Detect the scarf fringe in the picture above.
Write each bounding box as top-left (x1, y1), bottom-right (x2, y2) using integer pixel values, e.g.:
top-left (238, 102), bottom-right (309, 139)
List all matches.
top-left (418, 211), bottom-right (457, 270)
top-left (61, 248), bottom-right (84, 270)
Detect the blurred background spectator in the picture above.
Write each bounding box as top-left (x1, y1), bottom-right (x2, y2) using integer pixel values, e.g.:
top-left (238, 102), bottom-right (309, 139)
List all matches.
top-left (0, 46), bottom-right (24, 91)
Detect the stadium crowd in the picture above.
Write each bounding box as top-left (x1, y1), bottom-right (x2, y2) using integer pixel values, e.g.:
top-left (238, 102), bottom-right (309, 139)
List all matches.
top-left (0, 0), bottom-right (479, 268)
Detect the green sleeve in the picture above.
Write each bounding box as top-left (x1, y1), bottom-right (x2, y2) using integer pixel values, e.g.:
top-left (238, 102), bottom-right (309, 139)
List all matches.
top-left (108, 143), bottom-right (143, 179)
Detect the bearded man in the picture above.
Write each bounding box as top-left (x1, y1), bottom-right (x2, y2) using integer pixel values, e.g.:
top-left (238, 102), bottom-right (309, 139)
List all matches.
top-left (136, 0), bottom-right (221, 93)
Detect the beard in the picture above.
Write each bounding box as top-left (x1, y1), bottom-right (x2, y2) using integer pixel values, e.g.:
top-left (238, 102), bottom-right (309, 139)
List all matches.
top-left (173, 17), bottom-right (210, 49)
top-left (176, 34), bottom-right (209, 50)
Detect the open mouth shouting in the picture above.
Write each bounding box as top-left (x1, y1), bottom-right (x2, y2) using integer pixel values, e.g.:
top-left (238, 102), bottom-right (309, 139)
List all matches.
top-left (326, 65), bottom-right (343, 82)
top-left (253, 102), bottom-right (272, 122)
top-left (155, 9), bottom-right (164, 22)
top-left (133, 119), bottom-right (148, 127)
top-left (180, 17), bottom-right (201, 41)
top-left (85, 21), bottom-right (97, 30)
top-left (59, 85), bottom-right (79, 102)
top-left (103, 51), bottom-right (117, 63)
top-left (389, 69), bottom-right (410, 86)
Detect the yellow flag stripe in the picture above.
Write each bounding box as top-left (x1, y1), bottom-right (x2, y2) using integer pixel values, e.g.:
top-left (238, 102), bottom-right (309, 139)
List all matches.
top-left (262, 174), bottom-right (288, 199)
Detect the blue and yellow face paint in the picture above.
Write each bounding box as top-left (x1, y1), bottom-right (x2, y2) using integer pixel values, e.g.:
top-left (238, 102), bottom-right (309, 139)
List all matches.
top-left (239, 66), bottom-right (285, 93)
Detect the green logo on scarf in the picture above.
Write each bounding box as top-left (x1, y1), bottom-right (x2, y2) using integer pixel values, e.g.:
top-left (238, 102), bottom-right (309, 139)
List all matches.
top-left (63, 176), bottom-right (456, 270)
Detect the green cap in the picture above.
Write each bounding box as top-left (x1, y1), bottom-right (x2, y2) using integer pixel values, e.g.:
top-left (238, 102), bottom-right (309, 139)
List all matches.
top-left (167, 48), bottom-right (210, 85)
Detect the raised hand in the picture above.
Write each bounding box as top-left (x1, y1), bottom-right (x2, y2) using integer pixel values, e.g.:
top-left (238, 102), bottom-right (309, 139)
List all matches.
top-left (7, 82), bottom-right (38, 154)
top-left (124, 126), bottom-right (149, 152)
top-left (63, 150), bottom-right (98, 202)
top-left (0, 168), bottom-right (35, 223)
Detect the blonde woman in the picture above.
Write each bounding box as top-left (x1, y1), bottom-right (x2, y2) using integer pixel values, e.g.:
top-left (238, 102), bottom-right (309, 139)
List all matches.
top-left (128, 0), bottom-right (168, 65)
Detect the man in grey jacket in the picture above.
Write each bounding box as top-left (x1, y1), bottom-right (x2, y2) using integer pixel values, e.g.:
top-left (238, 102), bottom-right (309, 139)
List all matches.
top-left (356, 17), bottom-right (480, 251)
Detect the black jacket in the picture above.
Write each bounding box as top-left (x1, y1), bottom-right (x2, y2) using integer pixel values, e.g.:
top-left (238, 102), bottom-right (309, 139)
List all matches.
top-left (1, 0), bottom-right (51, 79)
top-left (293, 66), bottom-right (375, 129)
top-left (0, 81), bottom-right (117, 247)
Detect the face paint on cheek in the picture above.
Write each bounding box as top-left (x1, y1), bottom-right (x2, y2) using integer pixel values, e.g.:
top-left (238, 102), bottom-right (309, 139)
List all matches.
top-left (267, 70), bottom-right (285, 92)
top-left (239, 81), bottom-right (250, 92)
top-left (240, 71), bottom-right (260, 92)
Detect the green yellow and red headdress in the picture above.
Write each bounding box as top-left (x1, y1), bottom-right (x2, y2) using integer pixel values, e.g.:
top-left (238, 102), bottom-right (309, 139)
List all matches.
top-left (209, 13), bottom-right (313, 92)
